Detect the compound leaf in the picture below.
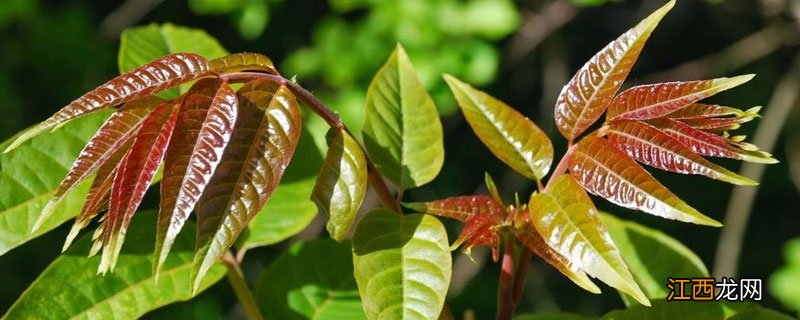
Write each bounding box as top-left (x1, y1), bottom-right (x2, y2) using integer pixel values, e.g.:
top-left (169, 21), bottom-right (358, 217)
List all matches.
top-left (445, 74), bottom-right (553, 181)
top-left (648, 119), bottom-right (777, 164)
top-left (352, 209), bottom-right (451, 320)
top-left (210, 52), bottom-right (278, 75)
top-left (664, 103), bottom-right (753, 120)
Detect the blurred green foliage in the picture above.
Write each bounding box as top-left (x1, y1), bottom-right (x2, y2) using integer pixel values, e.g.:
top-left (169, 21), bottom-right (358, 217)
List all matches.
top-left (770, 238), bottom-right (800, 317)
top-left (188, 0), bottom-right (277, 40)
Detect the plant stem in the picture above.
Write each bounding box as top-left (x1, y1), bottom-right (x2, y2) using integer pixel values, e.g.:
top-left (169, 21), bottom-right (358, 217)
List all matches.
top-left (496, 234), bottom-right (516, 320)
top-left (512, 248), bottom-right (532, 306)
top-left (223, 251), bottom-right (266, 320)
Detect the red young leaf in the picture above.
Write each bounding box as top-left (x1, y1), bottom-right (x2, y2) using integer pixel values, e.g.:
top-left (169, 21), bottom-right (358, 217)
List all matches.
top-left (209, 52), bottom-right (278, 75)
top-left (647, 118), bottom-right (776, 163)
top-left (155, 78), bottom-right (238, 274)
top-left (568, 136), bottom-right (720, 226)
top-left (664, 103), bottom-right (752, 120)
top-left (554, 0), bottom-right (674, 141)
top-left (5, 53), bottom-right (210, 152)
top-left (677, 116), bottom-right (753, 131)
top-left (192, 80), bottom-right (301, 290)
top-left (33, 97), bottom-right (163, 232)
top-left (604, 120), bottom-right (756, 185)
top-left (606, 75), bottom-right (754, 121)
top-left (95, 102), bottom-right (180, 274)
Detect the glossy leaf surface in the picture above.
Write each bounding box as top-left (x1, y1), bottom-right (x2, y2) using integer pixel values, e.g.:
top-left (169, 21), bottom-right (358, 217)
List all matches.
top-left (445, 74), bottom-right (553, 181)
top-left (156, 78), bottom-right (237, 273)
top-left (529, 174), bottom-right (648, 305)
top-left (554, 0), bottom-right (674, 141)
top-left (363, 44), bottom-right (444, 189)
top-left (193, 81), bottom-right (301, 290)
top-left (605, 120), bottom-right (756, 185)
top-left (568, 136), bottom-right (720, 226)
top-left (2, 212), bottom-right (225, 320)
top-left (5, 53), bottom-right (210, 152)
top-left (0, 111), bottom-right (111, 257)
top-left (352, 209), bottom-right (451, 320)
top-left (311, 129), bottom-right (367, 242)
top-left (648, 119), bottom-right (777, 163)
top-left (606, 75), bottom-right (754, 121)
top-left (97, 102), bottom-right (180, 274)
top-left (210, 52), bottom-right (278, 74)
top-left (255, 239), bottom-right (366, 320)
top-left (664, 103), bottom-right (753, 119)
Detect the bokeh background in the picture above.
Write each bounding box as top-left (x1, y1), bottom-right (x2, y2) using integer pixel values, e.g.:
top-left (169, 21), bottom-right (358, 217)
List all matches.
top-left (1, 0), bottom-right (799, 318)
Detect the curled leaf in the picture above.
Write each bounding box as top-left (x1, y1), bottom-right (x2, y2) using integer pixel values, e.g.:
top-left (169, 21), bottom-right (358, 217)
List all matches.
top-left (568, 136), bottom-right (720, 226)
top-left (648, 119), bottom-right (777, 163)
top-left (210, 52), bottom-right (278, 74)
top-left (554, 0), bottom-right (674, 141)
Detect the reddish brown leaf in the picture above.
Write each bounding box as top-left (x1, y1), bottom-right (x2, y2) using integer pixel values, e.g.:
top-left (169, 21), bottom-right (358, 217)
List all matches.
top-left (604, 120), bottom-right (756, 185)
top-left (554, 0), bottom-right (673, 141)
top-left (664, 103), bottom-right (751, 120)
top-left (192, 80), bottom-right (301, 290)
top-left (647, 118), bottom-right (776, 163)
top-left (677, 116), bottom-right (753, 131)
top-left (155, 78), bottom-right (238, 274)
top-left (95, 102), bottom-right (180, 273)
top-left (606, 76), bottom-right (754, 121)
top-left (5, 53), bottom-right (210, 152)
top-left (568, 136), bottom-right (720, 226)
top-left (209, 52), bottom-right (278, 75)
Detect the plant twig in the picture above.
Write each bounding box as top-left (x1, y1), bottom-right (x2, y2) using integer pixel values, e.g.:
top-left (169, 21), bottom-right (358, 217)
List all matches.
top-left (512, 248), bottom-right (532, 306)
top-left (223, 251), bottom-right (266, 320)
top-left (496, 234), bottom-right (516, 320)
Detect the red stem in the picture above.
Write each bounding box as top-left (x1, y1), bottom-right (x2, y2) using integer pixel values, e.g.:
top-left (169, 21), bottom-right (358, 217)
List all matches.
top-left (496, 235), bottom-right (516, 320)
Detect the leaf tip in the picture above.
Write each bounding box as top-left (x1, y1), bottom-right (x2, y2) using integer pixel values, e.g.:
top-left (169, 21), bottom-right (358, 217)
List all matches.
top-left (402, 202), bottom-right (427, 213)
top-left (31, 199), bottom-right (59, 234)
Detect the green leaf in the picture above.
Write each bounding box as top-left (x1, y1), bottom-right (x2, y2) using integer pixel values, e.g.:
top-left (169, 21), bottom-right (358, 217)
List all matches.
top-left (1, 211), bottom-right (225, 320)
top-left (529, 174), bottom-right (648, 305)
top-left (255, 239), bottom-right (367, 320)
top-left (118, 23), bottom-right (228, 99)
top-left (600, 213), bottom-right (709, 304)
top-left (311, 129), bottom-right (367, 242)
top-left (600, 300), bottom-right (795, 320)
top-left (0, 110), bottom-right (112, 257)
top-left (235, 0), bottom-right (270, 40)
top-left (351, 209), bottom-right (452, 320)
top-left (362, 44), bottom-right (444, 190)
top-left (514, 313), bottom-right (593, 320)
top-left (769, 238), bottom-right (800, 316)
top-left (444, 74), bottom-right (553, 181)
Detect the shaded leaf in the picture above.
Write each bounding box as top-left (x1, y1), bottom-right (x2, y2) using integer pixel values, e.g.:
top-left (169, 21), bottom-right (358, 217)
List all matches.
top-left (529, 174), bottom-right (648, 305)
top-left (513, 313), bottom-right (593, 320)
top-left (1, 212), bottom-right (225, 320)
top-left (352, 209), bottom-right (451, 320)
top-left (606, 75), bottom-right (754, 121)
top-left (156, 78), bottom-right (238, 274)
top-left (210, 52), bottom-right (278, 75)
top-left (604, 120), bottom-right (756, 185)
top-left (193, 80), bottom-right (301, 290)
top-left (255, 239), bottom-right (366, 320)
top-left (311, 129), bottom-right (367, 242)
top-left (568, 136), bottom-right (720, 226)
top-left (95, 102), bottom-right (180, 274)
top-left (445, 74), bottom-right (553, 181)
top-left (600, 300), bottom-right (794, 320)
top-left (554, 0), bottom-right (674, 141)
top-left (362, 44), bottom-right (444, 189)
top-left (648, 118), bottom-right (777, 163)
top-left (664, 103), bottom-right (754, 120)
top-left (5, 53), bottom-right (210, 152)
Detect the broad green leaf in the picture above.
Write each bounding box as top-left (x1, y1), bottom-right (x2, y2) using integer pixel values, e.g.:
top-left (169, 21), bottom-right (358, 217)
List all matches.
top-left (118, 23), bottom-right (228, 99)
top-left (311, 129), bottom-right (367, 242)
top-left (529, 174), bottom-right (648, 305)
top-left (0, 110), bottom-right (112, 257)
top-left (606, 76), bottom-right (755, 121)
top-left (554, 0), bottom-right (674, 141)
top-left (514, 313), bottom-right (593, 320)
top-left (568, 136), bottom-right (720, 226)
top-left (600, 213), bottom-right (709, 304)
top-left (444, 74), bottom-right (553, 181)
top-left (648, 119), bottom-right (777, 164)
top-left (193, 81), bottom-right (301, 290)
top-left (604, 120), bottom-right (757, 185)
top-left (362, 44), bottom-right (444, 189)
top-left (1, 211), bottom-right (225, 320)
top-left (210, 52), bottom-right (277, 75)
top-left (600, 300), bottom-right (794, 320)
top-left (769, 238), bottom-right (800, 316)
top-left (352, 209), bottom-right (451, 320)
top-left (255, 239), bottom-right (367, 320)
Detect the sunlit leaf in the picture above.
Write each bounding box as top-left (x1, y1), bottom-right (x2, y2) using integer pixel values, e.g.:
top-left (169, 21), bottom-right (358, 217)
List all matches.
top-left (529, 174), bottom-right (648, 305)
top-left (351, 209), bottom-right (451, 320)
top-left (193, 80), bottom-right (301, 290)
top-left (604, 120), bottom-right (756, 185)
top-left (155, 78), bottom-right (238, 274)
top-left (606, 75), bottom-right (754, 121)
top-left (568, 136), bottom-right (720, 226)
top-left (95, 102), bottom-right (180, 274)
top-left (255, 239), bottom-right (366, 320)
top-left (664, 103), bottom-right (755, 120)
top-left (362, 44), bottom-right (444, 189)
top-left (554, 0), bottom-right (674, 141)
top-left (444, 74), bottom-right (553, 181)
top-left (678, 116), bottom-right (754, 131)
top-left (648, 119), bottom-right (777, 163)
top-left (2, 212), bottom-right (225, 320)
top-left (311, 129), bottom-right (367, 242)
top-left (210, 52), bottom-right (278, 75)
top-left (5, 54), bottom-right (210, 152)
